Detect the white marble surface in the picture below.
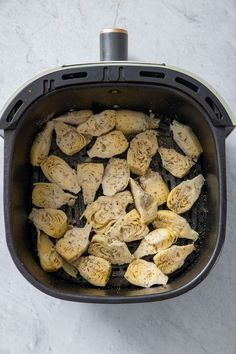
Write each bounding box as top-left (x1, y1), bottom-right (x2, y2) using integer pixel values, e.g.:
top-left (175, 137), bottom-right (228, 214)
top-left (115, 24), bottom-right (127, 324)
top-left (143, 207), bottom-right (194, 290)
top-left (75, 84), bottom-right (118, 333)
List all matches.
top-left (0, 1), bottom-right (236, 353)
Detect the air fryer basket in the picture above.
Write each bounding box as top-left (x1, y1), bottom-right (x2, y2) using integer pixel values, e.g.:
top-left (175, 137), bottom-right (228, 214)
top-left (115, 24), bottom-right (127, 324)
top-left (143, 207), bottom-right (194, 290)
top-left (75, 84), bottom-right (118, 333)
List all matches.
top-left (0, 30), bottom-right (234, 303)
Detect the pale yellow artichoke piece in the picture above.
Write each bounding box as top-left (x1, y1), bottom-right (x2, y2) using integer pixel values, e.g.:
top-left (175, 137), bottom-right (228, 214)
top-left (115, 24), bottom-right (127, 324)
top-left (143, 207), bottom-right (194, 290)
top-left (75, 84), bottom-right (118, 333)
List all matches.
top-left (152, 210), bottom-right (198, 241)
top-left (88, 130), bottom-right (129, 158)
top-left (124, 259), bottom-right (168, 287)
top-left (108, 209), bottom-right (149, 242)
top-left (147, 114), bottom-right (160, 129)
top-left (82, 191), bottom-right (133, 231)
top-left (130, 178), bottom-right (158, 223)
top-left (167, 174), bottom-right (205, 214)
top-left (170, 120), bottom-right (203, 159)
top-left (102, 158), bottom-right (130, 196)
top-left (77, 110), bottom-right (116, 136)
top-left (76, 255), bottom-right (112, 287)
top-left (140, 169), bottom-right (169, 206)
top-left (41, 155), bottom-right (80, 194)
top-left (37, 229), bottom-right (63, 272)
top-left (56, 224), bottom-right (92, 262)
top-left (133, 239), bottom-right (157, 259)
top-left (153, 244), bottom-right (195, 274)
top-left (77, 163), bottom-right (104, 204)
top-left (54, 110), bottom-right (93, 125)
top-left (88, 234), bottom-right (133, 265)
top-left (29, 208), bottom-right (68, 238)
top-left (133, 228), bottom-right (176, 258)
top-left (127, 130), bottom-right (158, 175)
top-left (54, 121), bottom-right (91, 156)
top-left (62, 260), bottom-right (78, 278)
top-left (32, 183), bottom-right (77, 209)
top-left (158, 147), bottom-right (195, 178)
top-left (30, 121), bottom-right (54, 166)
top-left (115, 110), bottom-right (160, 135)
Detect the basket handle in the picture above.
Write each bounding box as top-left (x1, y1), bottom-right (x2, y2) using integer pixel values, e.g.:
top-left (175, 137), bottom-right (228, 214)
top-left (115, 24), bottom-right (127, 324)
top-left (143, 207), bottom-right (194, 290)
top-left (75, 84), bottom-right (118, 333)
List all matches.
top-left (100, 28), bottom-right (128, 61)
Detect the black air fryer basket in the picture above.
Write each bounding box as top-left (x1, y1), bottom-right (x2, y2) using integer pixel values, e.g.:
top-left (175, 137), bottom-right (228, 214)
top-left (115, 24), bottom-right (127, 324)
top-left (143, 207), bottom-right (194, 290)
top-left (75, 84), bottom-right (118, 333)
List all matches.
top-left (0, 29), bottom-right (234, 303)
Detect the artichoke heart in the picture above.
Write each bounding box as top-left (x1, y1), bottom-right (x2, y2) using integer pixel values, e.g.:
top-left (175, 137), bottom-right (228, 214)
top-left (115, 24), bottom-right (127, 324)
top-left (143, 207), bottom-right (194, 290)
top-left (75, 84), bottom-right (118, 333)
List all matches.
top-left (77, 163), bottom-right (104, 205)
top-left (170, 120), bottom-right (203, 159)
top-left (115, 110), bottom-right (160, 135)
top-left (127, 130), bottom-right (158, 175)
top-left (41, 155), bottom-right (80, 194)
top-left (54, 110), bottom-right (93, 125)
top-left (29, 208), bottom-right (68, 238)
top-left (30, 121), bottom-right (54, 166)
top-left (158, 147), bottom-right (195, 178)
top-left (76, 255), bottom-right (112, 287)
top-left (56, 223), bottom-right (92, 262)
top-left (88, 234), bottom-right (133, 265)
top-left (153, 244), bottom-right (195, 274)
top-left (102, 158), bottom-right (130, 196)
top-left (130, 178), bottom-right (158, 224)
top-left (32, 183), bottom-right (77, 208)
top-left (108, 209), bottom-right (149, 242)
top-left (82, 191), bottom-right (133, 231)
top-left (77, 110), bottom-right (116, 136)
top-left (140, 169), bottom-right (169, 206)
top-left (134, 228), bottom-right (176, 258)
top-left (37, 229), bottom-right (63, 272)
top-left (88, 130), bottom-right (129, 158)
top-left (54, 121), bottom-right (91, 156)
top-left (124, 259), bottom-right (168, 287)
top-left (167, 174), bottom-right (205, 214)
top-left (152, 210), bottom-right (198, 241)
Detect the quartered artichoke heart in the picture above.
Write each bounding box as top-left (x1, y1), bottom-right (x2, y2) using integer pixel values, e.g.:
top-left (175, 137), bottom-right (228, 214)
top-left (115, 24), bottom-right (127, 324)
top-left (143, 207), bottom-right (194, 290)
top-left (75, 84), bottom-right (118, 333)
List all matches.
top-left (75, 255), bottom-right (112, 287)
top-left (167, 174), bottom-right (205, 214)
top-left (56, 223), bottom-right (92, 262)
top-left (30, 121), bottom-right (54, 166)
top-left (158, 147), bottom-right (195, 178)
top-left (53, 109), bottom-right (93, 125)
top-left (77, 110), bottom-right (116, 136)
top-left (108, 209), bottom-right (149, 242)
top-left (82, 191), bottom-right (133, 231)
top-left (32, 183), bottom-right (77, 208)
top-left (134, 228), bottom-right (176, 258)
top-left (54, 121), bottom-right (91, 156)
top-left (37, 229), bottom-right (63, 272)
top-left (130, 178), bottom-right (158, 224)
top-left (41, 155), bottom-right (81, 194)
top-left (88, 130), bottom-right (129, 158)
top-left (124, 259), bottom-right (168, 288)
top-left (88, 234), bottom-right (133, 265)
top-left (77, 163), bottom-right (104, 205)
top-left (115, 110), bottom-right (160, 135)
top-left (102, 158), bottom-right (130, 196)
top-left (153, 244), bottom-right (195, 274)
top-left (127, 130), bottom-right (158, 175)
top-left (170, 120), bottom-right (203, 159)
top-left (139, 169), bottom-right (169, 206)
top-left (29, 208), bottom-right (68, 238)
top-left (152, 210), bottom-right (198, 241)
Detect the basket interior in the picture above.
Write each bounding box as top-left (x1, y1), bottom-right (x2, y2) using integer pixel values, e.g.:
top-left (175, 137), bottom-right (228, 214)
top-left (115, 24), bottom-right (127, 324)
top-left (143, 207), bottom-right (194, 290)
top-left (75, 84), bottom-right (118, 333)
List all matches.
top-left (7, 84), bottom-right (220, 300)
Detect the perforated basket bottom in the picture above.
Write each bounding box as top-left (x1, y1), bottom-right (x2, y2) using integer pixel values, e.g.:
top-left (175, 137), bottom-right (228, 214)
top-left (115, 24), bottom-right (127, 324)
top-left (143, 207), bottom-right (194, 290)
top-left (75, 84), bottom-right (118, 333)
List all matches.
top-left (31, 115), bottom-right (207, 290)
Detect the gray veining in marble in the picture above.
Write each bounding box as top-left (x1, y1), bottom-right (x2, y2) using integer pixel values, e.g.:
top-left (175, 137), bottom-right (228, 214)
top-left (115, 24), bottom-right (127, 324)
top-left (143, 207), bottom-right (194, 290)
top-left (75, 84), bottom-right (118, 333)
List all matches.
top-left (0, 1), bottom-right (236, 353)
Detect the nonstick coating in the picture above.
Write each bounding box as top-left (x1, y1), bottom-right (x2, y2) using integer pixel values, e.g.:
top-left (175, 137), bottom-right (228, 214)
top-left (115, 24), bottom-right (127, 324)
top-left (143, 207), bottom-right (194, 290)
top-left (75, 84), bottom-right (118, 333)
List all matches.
top-left (31, 112), bottom-right (207, 290)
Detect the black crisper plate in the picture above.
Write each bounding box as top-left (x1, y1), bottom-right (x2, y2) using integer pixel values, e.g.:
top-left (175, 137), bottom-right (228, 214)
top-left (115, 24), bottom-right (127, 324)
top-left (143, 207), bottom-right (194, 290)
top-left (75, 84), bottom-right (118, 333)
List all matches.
top-left (31, 113), bottom-right (207, 290)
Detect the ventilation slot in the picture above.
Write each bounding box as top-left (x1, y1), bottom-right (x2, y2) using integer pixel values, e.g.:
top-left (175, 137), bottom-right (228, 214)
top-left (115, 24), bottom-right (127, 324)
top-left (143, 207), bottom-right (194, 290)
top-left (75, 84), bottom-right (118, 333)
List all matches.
top-left (140, 71), bottom-right (165, 79)
top-left (62, 72), bottom-right (88, 80)
top-left (205, 97), bottom-right (223, 120)
top-left (6, 100), bottom-right (23, 122)
top-left (175, 77), bottom-right (199, 92)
